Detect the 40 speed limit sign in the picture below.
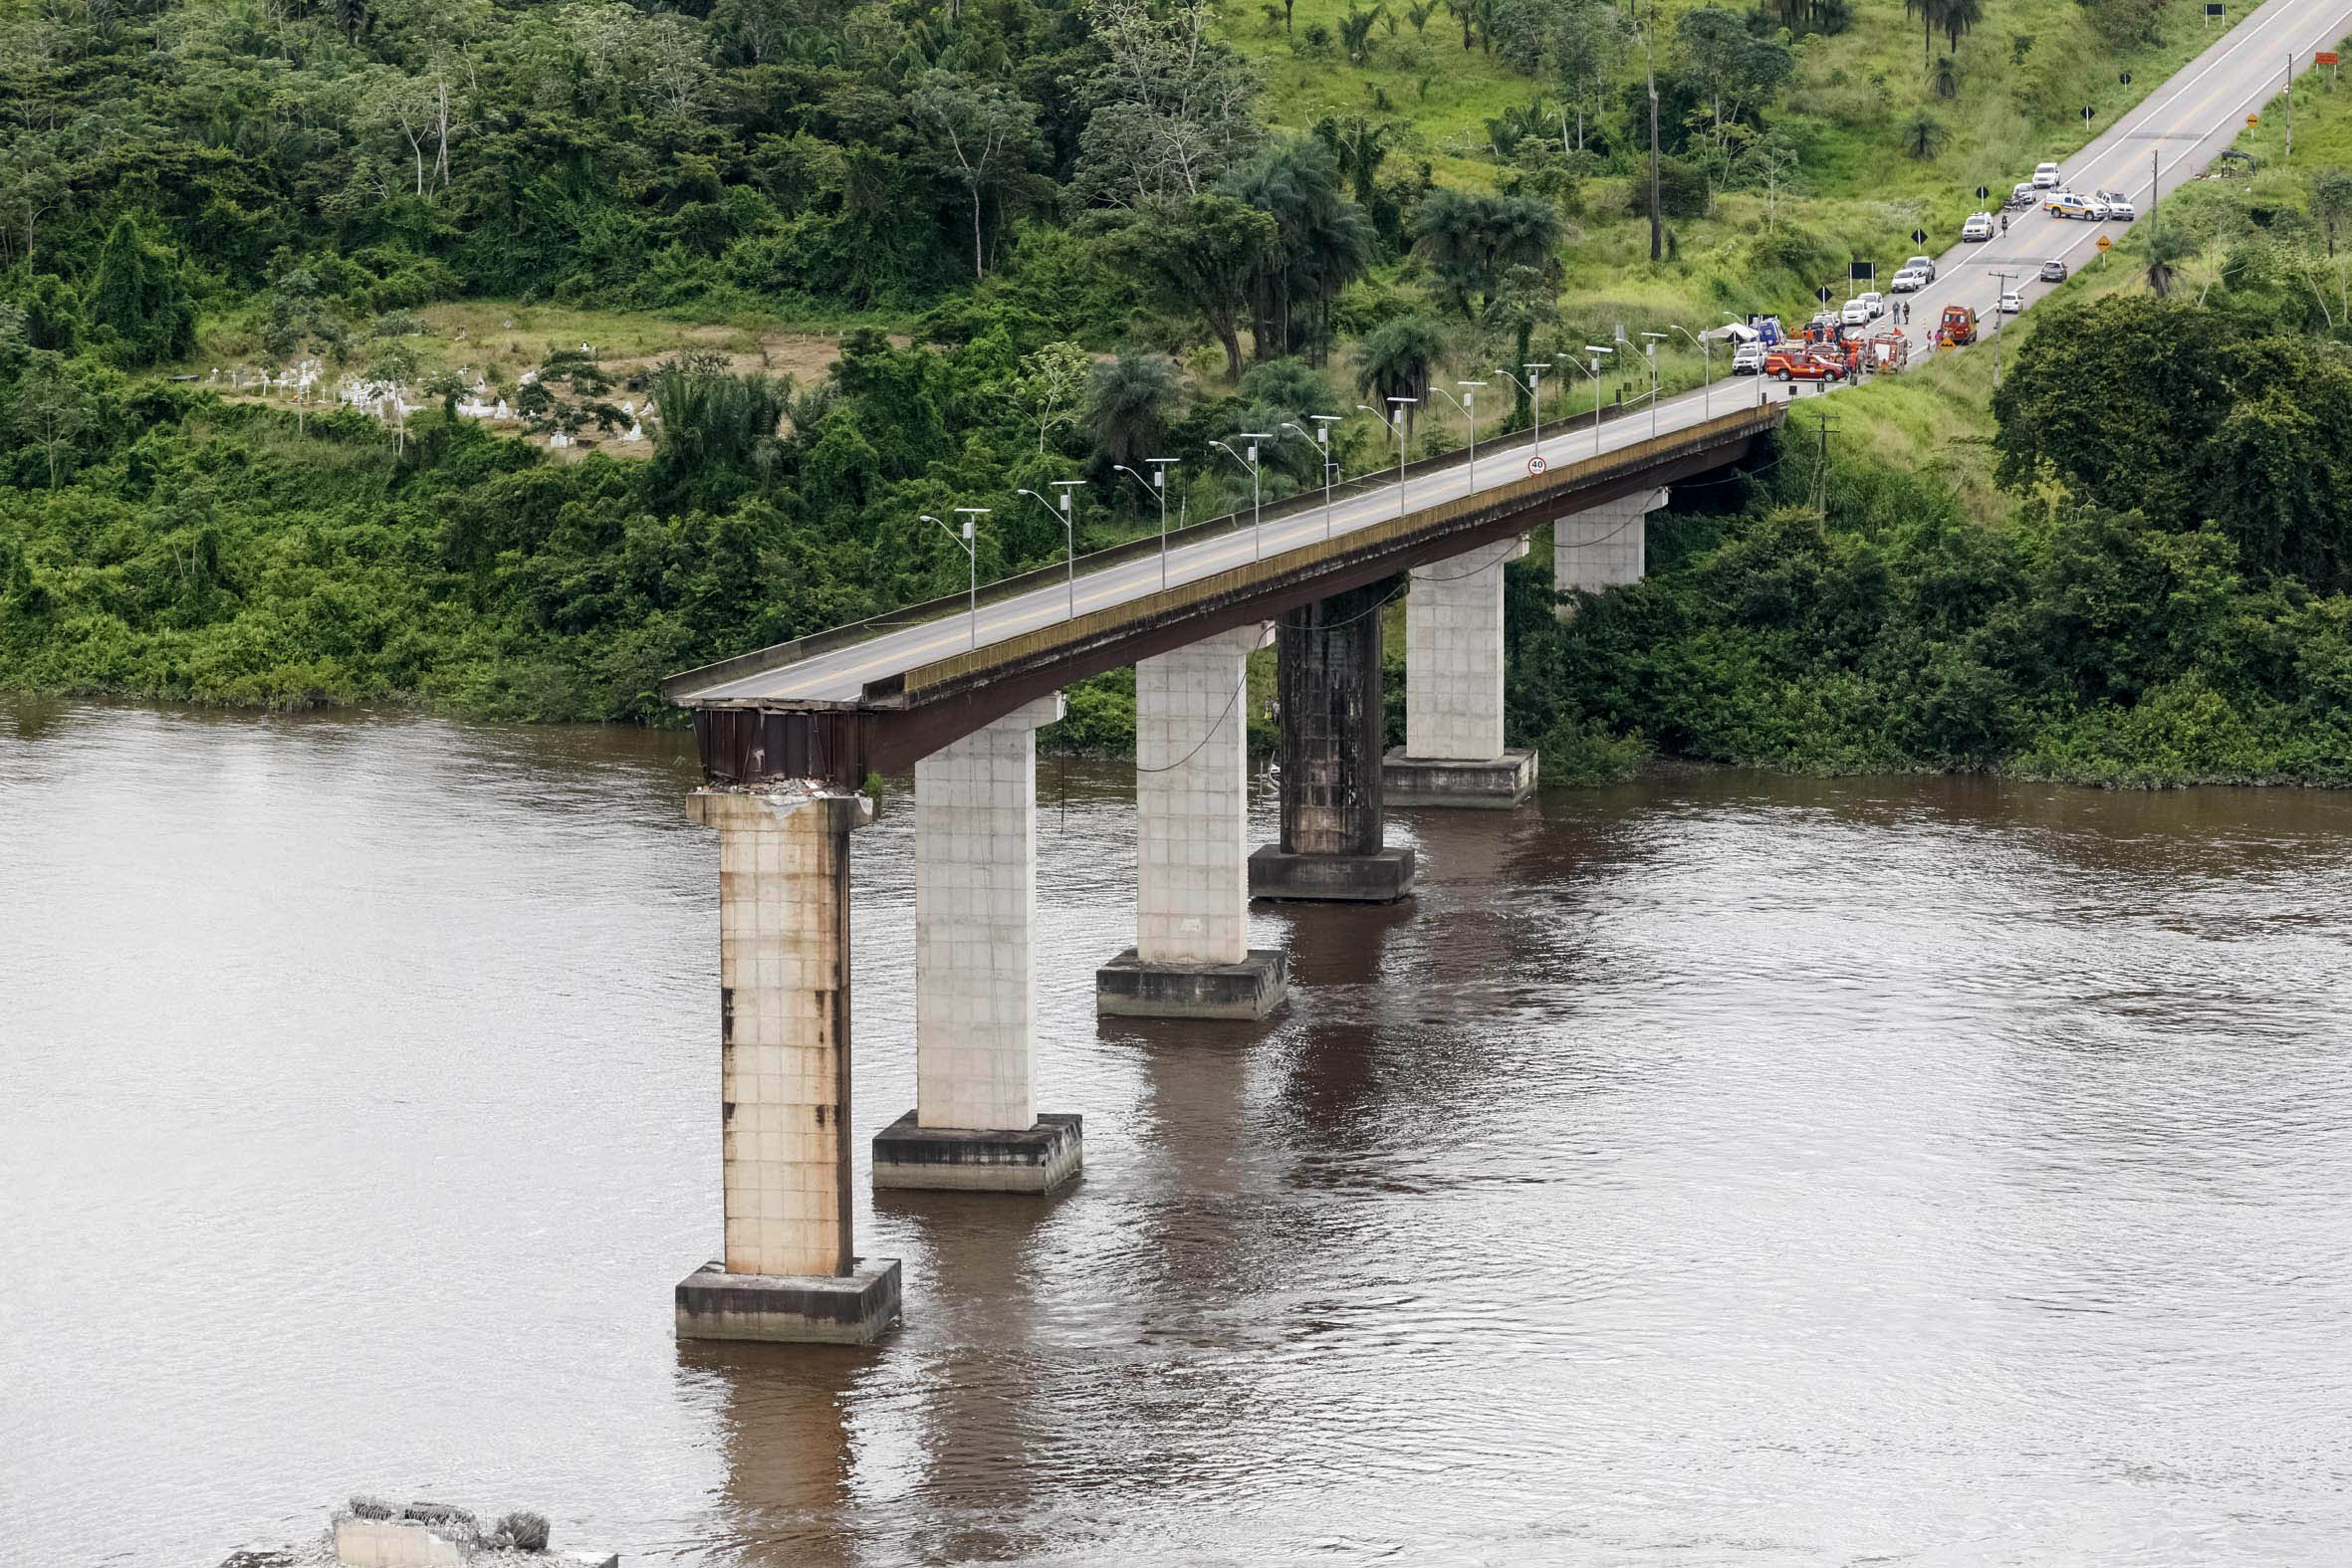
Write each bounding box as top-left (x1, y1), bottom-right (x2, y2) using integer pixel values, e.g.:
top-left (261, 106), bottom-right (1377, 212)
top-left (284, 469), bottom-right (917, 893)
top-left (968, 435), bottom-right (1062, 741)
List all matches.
top-left (1529, 454), bottom-right (1548, 476)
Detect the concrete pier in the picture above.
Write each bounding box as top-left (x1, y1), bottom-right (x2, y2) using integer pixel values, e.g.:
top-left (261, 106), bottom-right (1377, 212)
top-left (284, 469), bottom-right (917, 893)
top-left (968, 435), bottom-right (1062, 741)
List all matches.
top-left (1554, 487), bottom-right (1667, 614)
top-left (1098, 624), bottom-right (1288, 1018)
top-left (875, 693), bottom-right (1083, 1194)
top-left (677, 787), bottom-right (901, 1345)
top-left (1251, 581), bottom-right (1415, 902)
top-left (1383, 536), bottom-right (1537, 809)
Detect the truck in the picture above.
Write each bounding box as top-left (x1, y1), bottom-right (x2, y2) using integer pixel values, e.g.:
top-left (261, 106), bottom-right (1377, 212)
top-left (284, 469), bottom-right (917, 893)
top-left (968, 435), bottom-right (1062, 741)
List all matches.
top-left (1764, 345), bottom-right (1846, 382)
top-left (1936, 304), bottom-right (1979, 347)
top-left (1867, 332), bottom-right (1910, 373)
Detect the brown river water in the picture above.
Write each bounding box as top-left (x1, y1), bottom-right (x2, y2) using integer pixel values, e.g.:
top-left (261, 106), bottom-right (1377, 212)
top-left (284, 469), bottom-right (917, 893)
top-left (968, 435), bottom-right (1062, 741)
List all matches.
top-left (5, 700), bottom-right (2351, 1567)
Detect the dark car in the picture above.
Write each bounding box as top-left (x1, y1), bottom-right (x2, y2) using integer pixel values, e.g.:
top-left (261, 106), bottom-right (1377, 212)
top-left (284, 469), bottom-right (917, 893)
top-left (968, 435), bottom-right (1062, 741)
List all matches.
top-left (2039, 258), bottom-right (2069, 283)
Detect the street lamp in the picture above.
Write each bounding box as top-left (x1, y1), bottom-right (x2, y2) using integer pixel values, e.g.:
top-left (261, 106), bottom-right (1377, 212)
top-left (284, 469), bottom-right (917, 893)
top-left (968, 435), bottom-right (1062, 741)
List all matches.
top-left (1210, 433), bottom-right (1273, 560)
top-left (1581, 345), bottom-right (1614, 456)
top-left (1113, 459), bottom-right (1178, 590)
top-left (1282, 418), bottom-right (1341, 538)
top-left (1668, 323), bottom-right (1710, 417)
top-left (1016, 481), bottom-right (1084, 620)
top-left (922, 510), bottom-right (985, 649)
top-left (1430, 380), bottom-right (1486, 491)
top-left (1356, 399), bottom-right (1415, 515)
top-left (1640, 332), bottom-right (1669, 439)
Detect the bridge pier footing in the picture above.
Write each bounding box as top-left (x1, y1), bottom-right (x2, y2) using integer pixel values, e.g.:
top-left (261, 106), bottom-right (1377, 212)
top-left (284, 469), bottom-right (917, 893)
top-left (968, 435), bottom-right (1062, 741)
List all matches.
top-left (875, 693), bottom-right (1083, 1195)
top-left (1251, 581), bottom-right (1415, 903)
top-left (676, 787), bottom-right (901, 1346)
top-left (1098, 624), bottom-right (1288, 1019)
top-left (1383, 534), bottom-right (1537, 810)
top-left (1554, 487), bottom-right (1666, 616)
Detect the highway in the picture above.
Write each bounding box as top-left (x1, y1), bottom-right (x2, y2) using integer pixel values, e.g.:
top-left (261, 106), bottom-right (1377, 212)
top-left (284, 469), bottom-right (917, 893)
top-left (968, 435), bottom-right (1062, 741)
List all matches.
top-left (677, 0), bottom-right (2352, 708)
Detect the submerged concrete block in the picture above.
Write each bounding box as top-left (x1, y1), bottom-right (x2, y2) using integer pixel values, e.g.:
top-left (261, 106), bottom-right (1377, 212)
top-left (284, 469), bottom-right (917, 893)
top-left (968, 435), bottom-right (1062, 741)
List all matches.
top-left (673, 1257), bottom-right (902, 1345)
top-left (1381, 748), bottom-right (1538, 809)
top-left (1095, 947), bottom-right (1289, 1019)
top-left (871, 1110), bottom-right (1082, 1194)
top-left (1248, 844), bottom-right (1415, 902)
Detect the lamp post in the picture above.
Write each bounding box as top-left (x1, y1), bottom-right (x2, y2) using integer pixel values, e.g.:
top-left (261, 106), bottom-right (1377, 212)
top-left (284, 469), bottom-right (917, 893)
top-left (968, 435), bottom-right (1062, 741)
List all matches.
top-left (1430, 380), bottom-right (1486, 491)
top-left (1580, 347), bottom-right (1618, 453)
top-left (1282, 418), bottom-right (1341, 537)
top-left (922, 510), bottom-right (984, 648)
top-left (1016, 481), bottom-right (1084, 620)
top-left (1210, 434), bottom-right (1273, 560)
top-left (1640, 332), bottom-right (1668, 438)
top-left (1356, 398), bottom-right (1415, 514)
top-left (1114, 459), bottom-right (1178, 590)
top-left (1669, 324), bottom-right (1710, 417)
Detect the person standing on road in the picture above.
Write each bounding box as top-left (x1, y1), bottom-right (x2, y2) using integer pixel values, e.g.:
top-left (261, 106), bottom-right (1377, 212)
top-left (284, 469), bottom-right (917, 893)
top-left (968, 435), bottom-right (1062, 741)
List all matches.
top-left (2000, 213), bottom-right (2010, 237)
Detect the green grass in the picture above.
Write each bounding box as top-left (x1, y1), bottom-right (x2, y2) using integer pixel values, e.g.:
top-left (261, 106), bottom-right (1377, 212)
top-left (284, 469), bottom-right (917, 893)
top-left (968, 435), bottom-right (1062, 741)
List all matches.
top-left (1225, 0), bottom-right (2266, 407)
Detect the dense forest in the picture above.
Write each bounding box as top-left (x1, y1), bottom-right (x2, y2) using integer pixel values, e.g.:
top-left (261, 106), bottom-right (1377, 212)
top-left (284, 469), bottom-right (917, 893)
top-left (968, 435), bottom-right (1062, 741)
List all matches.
top-left (2, 0), bottom-right (2350, 784)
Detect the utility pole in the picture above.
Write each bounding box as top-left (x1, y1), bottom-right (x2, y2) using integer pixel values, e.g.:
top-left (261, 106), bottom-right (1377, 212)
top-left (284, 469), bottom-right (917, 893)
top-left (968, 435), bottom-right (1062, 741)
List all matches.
top-left (1989, 270), bottom-right (2015, 389)
top-left (2286, 52), bottom-right (2294, 159)
top-left (1811, 409), bottom-right (1837, 524)
top-left (1643, 25), bottom-right (1663, 262)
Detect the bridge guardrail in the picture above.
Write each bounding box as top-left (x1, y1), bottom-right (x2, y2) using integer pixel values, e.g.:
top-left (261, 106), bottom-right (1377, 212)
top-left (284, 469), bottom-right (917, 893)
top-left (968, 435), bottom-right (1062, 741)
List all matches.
top-left (661, 390), bottom-right (1777, 703)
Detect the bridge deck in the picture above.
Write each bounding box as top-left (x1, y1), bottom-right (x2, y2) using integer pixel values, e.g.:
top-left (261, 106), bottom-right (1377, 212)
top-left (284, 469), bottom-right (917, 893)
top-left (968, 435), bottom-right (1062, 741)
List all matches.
top-left (671, 404), bottom-right (1780, 788)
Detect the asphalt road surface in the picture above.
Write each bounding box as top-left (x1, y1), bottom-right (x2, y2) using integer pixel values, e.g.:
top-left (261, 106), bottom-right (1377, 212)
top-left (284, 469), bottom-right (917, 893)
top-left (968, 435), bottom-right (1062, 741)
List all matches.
top-left (682, 0), bottom-right (2352, 708)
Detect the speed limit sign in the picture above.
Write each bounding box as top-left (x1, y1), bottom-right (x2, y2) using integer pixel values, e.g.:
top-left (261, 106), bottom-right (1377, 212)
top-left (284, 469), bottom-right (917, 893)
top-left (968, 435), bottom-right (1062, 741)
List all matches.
top-left (1528, 454), bottom-right (1548, 476)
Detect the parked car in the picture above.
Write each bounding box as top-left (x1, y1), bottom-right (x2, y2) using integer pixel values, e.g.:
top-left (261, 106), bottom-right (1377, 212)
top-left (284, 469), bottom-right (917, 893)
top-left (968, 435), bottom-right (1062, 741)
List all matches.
top-left (1857, 291), bottom-right (1885, 319)
top-left (2039, 258), bottom-right (2069, 283)
top-left (1840, 298), bottom-right (1871, 327)
top-left (1732, 340), bottom-right (1766, 374)
top-left (2032, 161), bottom-right (2062, 188)
top-left (1808, 309), bottom-right (1841, 334)
top-left (1905, 254), bottom-right (1938, 281)
top-left (2007, 180), bottom-right (2039, 208)
top-left (2045, 190), bottom-right (2109, 220)
top-left (2096, 189), bottom-right (2138, 220)
top-left (1962, 212), bottom-right (1996, 241)
top-left (1764, 346), bottom-right (1846, 382)
top-left (1890, 268), bottom-right (1927, 294)
top-left (1998, 289), bottom-right (2023, 314)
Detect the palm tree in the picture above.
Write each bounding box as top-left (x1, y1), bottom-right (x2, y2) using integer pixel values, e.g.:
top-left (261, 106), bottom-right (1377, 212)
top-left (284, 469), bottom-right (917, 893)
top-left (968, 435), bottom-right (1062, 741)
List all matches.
top-left (1084, 351), bottom-right (1184, 472)
top-left (1904, 0), bottom-right (1944, 72)
top-left (1220, 137), bottom-right (1375, 362)
top-left (2145, 225), bottom-right (2193, 298)
top-left (1941, 0), bottom-right (1982, 53)
top-left (1932, 54), bottom-right (1959, 100)
top-left (1901, 111), bottom-right (1947, 161)
top-left (1353, 315), bottom-right (1446, 439)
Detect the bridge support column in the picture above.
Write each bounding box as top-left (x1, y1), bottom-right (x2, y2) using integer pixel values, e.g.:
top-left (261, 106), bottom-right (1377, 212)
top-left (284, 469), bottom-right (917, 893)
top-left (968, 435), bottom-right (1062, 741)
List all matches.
top-left (1098, 623), bottom-right (1289, 1019)
top-left (1554, 487), bottom-right (1667, 617)
top-left (676, 786), bottom-right (901, 1346)
top-left (1249, 581), bottom-right (1415, 902)
top-left (874, 693), bottom-right (1083, 1194)
top-left (1383, 535), bottom-right (1537, 809)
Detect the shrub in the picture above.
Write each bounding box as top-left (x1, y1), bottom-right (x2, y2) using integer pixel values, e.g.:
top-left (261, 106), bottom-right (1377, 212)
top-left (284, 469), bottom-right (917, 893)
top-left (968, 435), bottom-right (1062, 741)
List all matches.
top-left (493, 1511), bottom-right (552, 1553)
top-left (346, 1496), bottom-right (395, 1521)
top-left (1537, 714), bottom-right (1651, 784)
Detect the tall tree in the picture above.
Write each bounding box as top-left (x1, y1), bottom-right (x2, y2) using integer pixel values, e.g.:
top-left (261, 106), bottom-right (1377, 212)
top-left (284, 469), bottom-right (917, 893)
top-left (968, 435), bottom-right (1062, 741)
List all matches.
top-left (1102, 194), bottom-right (1278, 380)
top-left (912, 71), bottom-right (1044, 280)
top-left (1354, 314), bottom-right (1446, 438)
top-left (84, 216), bottom-right (194, 367)
top-left (1084, 350), bottom-right (1184, 471)
top-left (1412, 186), bottom-right (1561, 319)
top-left (15, 349), bottom-right (91, 489)
top-left (1219, 137), bottom-right (1373, 362)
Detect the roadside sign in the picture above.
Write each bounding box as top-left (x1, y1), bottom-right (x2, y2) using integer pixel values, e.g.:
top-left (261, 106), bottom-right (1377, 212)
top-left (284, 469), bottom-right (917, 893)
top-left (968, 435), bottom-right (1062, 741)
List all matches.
top-left (2318, 49), bottom-right (2339, 63)
top-left (1976, 184), bottom-right (1990, 200)
top-left (1816, 283), bottom-right (1833, 303)
top-left (2204, 0), bottom-right (2222, 22)
top-left (2082, 106), bottom-right (2094, 124)
top-left (2120, 71), bottom-right (2132, 84)
top-left (2205, 2), bottom-right (2224, 13)
top-left (1912, 227), bottom-right (1929, 244)
top-left (2248, 112), bottom-right (2260, 125)
top-left (2096, 233), bottom-right (2112, 252)
top-left (1528, 454), bottom-right (1547, 476)
top-left (1849, 259), bottom-right (1875, 280)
